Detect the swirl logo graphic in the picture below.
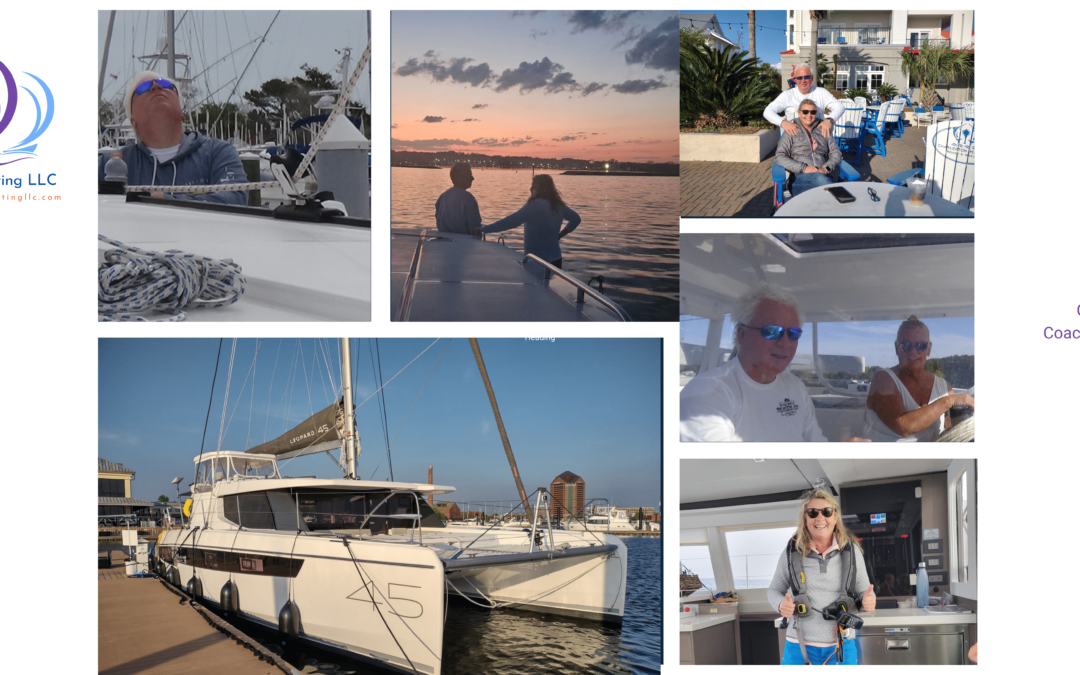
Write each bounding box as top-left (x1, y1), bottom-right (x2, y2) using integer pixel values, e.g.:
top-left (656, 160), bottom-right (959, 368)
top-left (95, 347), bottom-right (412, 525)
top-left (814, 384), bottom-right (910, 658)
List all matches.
top-left (0, 58), bottom-right (54, 166)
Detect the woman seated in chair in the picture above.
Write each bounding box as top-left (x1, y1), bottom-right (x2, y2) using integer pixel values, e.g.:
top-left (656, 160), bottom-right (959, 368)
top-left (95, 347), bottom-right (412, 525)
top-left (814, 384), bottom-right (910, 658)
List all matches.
top-left (775, 98), bottom-right (842, 197)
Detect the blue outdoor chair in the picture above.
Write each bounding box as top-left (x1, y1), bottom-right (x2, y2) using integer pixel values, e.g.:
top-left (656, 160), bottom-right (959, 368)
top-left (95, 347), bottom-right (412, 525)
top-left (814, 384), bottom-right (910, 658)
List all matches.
top-left (834, 107), bottom-right (866, 167)
top-left (883, 100), bottom-right (905, 138)
top-left (863, 107), bottom-right (888, 158)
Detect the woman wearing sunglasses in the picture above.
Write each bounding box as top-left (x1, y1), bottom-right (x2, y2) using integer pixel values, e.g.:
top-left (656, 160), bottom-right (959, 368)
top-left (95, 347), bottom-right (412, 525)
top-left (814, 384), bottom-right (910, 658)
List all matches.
top-left (769, 489), bottom-right (874, 665)
top-left (864, 315), bottom-right (975, 441)
top-left (774, 98), bottom-right (842, 198)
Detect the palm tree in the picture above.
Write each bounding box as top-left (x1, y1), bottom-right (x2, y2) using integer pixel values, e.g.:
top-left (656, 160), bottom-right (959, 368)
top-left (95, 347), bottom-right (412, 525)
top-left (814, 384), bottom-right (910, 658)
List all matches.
top-left (807, 11), bottom-right (832, 89)
top-left (681, 43), bottom-right (780, 127)
top-left (748, 11), bottom-right (756, 61)
top-left (899, 42), bottom-right (974, 109)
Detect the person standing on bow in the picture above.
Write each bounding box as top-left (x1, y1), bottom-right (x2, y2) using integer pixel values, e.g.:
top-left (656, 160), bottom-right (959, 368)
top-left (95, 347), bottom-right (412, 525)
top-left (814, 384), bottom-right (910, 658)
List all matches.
top-left (769, 489), bottom-right (876, 665)
top-left (481, 174), bottom-right (580, 269)
top-left (435, 162), bottom-right (483, 234)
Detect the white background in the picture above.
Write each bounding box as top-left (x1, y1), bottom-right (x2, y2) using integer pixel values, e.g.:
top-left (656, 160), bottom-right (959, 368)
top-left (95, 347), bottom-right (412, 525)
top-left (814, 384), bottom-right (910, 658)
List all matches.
top-left (2, 2), bottom-right (1042, 671)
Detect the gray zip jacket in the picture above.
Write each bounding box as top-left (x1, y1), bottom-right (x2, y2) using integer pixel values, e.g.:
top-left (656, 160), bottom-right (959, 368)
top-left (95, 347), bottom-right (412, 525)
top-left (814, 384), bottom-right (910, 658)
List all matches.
top-left (775, 121), bottom-right (842, 178)
top-left (767, 542), bottom-right (871, 644)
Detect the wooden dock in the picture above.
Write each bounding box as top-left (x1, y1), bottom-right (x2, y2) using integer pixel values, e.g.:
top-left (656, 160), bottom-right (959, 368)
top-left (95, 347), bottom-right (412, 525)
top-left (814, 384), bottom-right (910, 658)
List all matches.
top-left (99, 563), bottom-right (299, 675)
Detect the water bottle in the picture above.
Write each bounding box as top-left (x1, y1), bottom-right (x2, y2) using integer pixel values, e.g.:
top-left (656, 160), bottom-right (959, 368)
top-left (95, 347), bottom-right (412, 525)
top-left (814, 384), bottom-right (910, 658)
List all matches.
top-left (104, 152), bottom-right (128, 183)
top-left (915, 562), bottom-right (930, 608)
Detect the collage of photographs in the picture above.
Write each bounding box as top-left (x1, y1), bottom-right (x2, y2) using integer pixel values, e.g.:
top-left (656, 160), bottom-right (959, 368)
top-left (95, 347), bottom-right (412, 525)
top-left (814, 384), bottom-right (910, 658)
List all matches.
top-left (75, 7), bottom-right (977, 674)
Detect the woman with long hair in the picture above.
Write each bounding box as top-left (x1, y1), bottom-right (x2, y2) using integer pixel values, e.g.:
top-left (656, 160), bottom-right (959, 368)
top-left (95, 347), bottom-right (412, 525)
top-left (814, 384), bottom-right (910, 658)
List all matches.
top-left (768, 488), bottom-right (875, 665)
top-left (864, 315), bottom-right (975, 441)
top-left (480, 174), bottom-right (581, 269)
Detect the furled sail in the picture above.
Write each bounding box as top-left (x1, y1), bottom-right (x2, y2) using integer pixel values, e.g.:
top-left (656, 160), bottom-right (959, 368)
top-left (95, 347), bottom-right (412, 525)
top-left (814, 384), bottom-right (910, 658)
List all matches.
top-left (245, 398), bottom-right (350, 459)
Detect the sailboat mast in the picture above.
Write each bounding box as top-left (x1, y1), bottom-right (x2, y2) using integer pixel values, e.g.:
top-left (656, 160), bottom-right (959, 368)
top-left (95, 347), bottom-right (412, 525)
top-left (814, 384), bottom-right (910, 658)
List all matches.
top-left (341, 338), bottom-right (358, 478)
top-left (99, 10), bottom-right (116, 105)
top-left (469, 338), bottom-right (534, 522)
top-left (166, 11), bottom-right (176, 79)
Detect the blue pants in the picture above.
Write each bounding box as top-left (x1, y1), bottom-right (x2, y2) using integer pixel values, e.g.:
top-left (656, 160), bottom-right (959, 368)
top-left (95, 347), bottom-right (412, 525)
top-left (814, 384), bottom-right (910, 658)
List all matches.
top-left (781, 638), bottom-right (858, 665)
top-left (791, 171), bottom-right (836, 197)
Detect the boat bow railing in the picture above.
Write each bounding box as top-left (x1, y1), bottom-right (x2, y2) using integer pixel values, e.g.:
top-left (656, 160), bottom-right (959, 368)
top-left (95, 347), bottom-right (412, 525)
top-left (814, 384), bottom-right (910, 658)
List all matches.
top-left (522, 254), bottom-right (631, 322)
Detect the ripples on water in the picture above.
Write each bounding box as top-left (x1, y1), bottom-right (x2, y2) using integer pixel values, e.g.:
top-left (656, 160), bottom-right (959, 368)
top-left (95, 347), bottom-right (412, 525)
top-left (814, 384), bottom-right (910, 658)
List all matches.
top-left (246, 536), bottom-right (661, 674)
top-left (392, 167), bottom-right (679, 321)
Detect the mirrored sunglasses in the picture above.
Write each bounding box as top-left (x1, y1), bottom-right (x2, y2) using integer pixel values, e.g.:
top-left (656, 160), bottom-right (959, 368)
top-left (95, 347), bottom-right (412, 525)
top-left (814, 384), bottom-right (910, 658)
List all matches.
top-left (744, 325), bottom-right (802, 341)
top-left (793, 75), bottom-right (813, 81)
top-left (806, 508), bottom-right (835, 518)
top-left (896, 341), bottom-right (929, 353)
top-left (134, 78), bottom-right (176, 96)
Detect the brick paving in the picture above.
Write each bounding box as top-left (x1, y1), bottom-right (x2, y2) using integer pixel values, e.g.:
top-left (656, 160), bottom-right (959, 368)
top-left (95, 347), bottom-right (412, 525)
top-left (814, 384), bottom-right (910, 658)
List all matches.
top-left (681, 125), bottom-right (929, 218)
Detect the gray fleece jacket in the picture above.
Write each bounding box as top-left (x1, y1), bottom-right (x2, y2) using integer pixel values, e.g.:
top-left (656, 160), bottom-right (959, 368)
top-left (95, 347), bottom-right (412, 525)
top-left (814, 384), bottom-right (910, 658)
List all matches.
top-left (775, 121), bottom-right (843, 178)
top-left (767, 542), bottom-right (871, 644)
top-left (98, 131), bottom-right (247, 205)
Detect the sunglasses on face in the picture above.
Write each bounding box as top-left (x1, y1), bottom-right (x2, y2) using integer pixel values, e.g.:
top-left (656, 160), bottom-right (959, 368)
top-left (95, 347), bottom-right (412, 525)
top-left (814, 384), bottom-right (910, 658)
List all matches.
top-left (806, 508), bottom-right (835, 518)
top-left (134, 78), bottom-right (176, 96)
top-left (896, 341), bottom-right (930, 353)
top-left (800, 110), bottom-right (817, 116)
top-left (744, 325), bottom-right (803, 341)
top-left (793, 75), bottom-right (813, 81)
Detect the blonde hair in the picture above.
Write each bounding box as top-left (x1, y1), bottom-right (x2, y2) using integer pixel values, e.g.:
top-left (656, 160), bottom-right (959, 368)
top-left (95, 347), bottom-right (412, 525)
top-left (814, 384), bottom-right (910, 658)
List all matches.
top-left (896, 314), bottom-right (930, 341)
top-left (794, 488), bottom-right (861, 557)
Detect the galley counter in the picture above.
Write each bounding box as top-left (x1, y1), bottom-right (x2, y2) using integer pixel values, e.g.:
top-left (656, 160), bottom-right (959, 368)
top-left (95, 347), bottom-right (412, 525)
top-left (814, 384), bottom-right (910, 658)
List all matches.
top-left (774, 607), bottom-right (976, 665)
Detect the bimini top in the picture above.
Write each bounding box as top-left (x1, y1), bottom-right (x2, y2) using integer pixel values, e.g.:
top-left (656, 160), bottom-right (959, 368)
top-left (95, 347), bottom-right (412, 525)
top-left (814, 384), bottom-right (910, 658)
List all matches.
top-left (680, 233), bottom-right (974, 323)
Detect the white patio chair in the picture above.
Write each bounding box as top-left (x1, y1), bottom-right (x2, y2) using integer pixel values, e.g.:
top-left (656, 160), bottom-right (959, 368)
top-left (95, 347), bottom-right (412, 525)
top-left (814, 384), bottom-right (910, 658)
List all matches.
top-left (962, 101), bottom-right (975, 120)
top-left (854, 96), bottom-right (867, 108)
top-left (887, 119), bottom-right (974, 210)
top-left (948, 104), bottom-right (966, 121)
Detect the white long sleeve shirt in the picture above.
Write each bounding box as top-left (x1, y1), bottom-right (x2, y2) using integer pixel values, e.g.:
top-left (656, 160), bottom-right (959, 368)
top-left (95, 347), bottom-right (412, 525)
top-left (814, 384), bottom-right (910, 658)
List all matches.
top-left (764, 86), bottom-right (844, 127)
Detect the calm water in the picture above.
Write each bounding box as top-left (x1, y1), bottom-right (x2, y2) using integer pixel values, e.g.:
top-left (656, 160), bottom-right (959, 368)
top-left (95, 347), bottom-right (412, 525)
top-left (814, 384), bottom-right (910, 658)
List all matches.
top-left (122, 536), bottom-right (661, 674)
top-left (391, 167), bottom-right (679, 322)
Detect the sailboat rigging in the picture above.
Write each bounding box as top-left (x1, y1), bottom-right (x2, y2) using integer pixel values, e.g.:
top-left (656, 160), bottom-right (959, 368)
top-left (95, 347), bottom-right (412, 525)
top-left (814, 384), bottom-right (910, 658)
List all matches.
top-left (157, 338), bottom-right (628, 675)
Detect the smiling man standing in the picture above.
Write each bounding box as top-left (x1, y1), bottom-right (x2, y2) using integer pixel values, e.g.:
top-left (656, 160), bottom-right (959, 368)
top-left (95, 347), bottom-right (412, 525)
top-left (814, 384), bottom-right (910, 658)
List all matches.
top-left (98, 70), bottom-right (247, 205)
top-left (680, 284), bottom-right (834, 442)
top-left (764, 63), bottom-right (843, 138)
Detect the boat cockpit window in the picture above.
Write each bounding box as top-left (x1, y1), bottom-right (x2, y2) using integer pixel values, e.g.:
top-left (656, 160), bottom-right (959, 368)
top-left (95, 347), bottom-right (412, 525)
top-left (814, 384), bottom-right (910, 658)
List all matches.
top-left (725, 526), bottom-right (797, 589)
top-left (295, 490), bottom-right (443, 533)
top-left (772, 233), bottom-right (975, 254)
top-left (228, 456), bottom-right (278, 479)
top-left (680, 542), bottom-right (715, 591)
top-left (194, 458), bottom-right (227, 492)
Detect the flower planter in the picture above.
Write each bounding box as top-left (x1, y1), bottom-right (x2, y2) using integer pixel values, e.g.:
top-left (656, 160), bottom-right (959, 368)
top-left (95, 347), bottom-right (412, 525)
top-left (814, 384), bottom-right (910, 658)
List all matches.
top-left (680, 129), bottom-right (779, 163)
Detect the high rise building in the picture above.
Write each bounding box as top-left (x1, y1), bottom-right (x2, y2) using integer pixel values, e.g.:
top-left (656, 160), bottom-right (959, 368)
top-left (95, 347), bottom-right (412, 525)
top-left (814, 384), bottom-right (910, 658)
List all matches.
top-left (550, 471), bottom-right (585, 521)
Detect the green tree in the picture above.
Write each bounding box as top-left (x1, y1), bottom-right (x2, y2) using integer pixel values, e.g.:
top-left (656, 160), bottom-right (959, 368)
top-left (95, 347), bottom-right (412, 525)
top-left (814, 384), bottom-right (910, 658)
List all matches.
top-left (899, 43), bottom-right (974, 109)
top-left (815, 53), bottom-right (835, 89)
top-left (158, 495), bottom-right (170, 504)
top-left (807, 11), bottom-right (833, 90)
top-left (680, 27), bottom-right (710, 53)
top-left (681, 43), bottom-right (780, 127)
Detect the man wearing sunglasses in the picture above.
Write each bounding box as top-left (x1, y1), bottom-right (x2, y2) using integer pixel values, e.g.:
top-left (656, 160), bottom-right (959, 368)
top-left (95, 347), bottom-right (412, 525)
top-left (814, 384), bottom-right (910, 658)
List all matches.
top-left (681, 284), bottom-right (865, 442)
top-left (763, 64), bottom-right (842, 139)
top-left (97, 71), bottom-right (247, 205)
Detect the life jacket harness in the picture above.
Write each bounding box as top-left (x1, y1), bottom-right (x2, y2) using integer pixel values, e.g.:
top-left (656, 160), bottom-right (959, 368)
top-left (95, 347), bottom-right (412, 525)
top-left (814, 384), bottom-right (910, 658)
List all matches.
top-left (782, 537), bottom-right (862, 665)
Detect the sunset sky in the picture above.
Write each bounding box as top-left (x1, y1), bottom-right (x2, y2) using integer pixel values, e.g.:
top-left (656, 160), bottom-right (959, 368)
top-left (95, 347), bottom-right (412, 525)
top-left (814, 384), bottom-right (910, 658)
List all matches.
top-left (391, 11), bottom-right (678, 163)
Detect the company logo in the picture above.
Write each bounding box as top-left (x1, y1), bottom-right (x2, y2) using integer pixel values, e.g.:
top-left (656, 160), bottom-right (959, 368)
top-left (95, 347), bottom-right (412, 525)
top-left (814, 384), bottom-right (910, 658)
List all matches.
top-left (931, 120), bottom-right (974, 165)
top-left (776, 398), bottom-right (799, 417)
top-left (0, 58), bottom-right (54, 165)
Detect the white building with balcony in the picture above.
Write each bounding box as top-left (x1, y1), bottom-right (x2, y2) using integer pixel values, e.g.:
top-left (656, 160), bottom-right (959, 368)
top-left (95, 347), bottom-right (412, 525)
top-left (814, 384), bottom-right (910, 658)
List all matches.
top-left (780, 10), bottom-right (974, 104)
top-left (680, 13), bottom-right (738, 51)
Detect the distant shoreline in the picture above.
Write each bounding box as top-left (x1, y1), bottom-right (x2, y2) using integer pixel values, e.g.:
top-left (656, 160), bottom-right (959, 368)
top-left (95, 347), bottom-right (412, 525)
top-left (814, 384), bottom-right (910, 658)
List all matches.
top-left (560, 170), bottom-right (676, 177)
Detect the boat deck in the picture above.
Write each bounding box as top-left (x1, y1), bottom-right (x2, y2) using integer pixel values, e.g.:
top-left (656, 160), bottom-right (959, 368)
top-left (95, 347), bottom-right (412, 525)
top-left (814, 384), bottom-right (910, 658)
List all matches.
top-left (98, 565), bottom-right (293, 675)
top-left (390, 229), bottom-right (626, 321)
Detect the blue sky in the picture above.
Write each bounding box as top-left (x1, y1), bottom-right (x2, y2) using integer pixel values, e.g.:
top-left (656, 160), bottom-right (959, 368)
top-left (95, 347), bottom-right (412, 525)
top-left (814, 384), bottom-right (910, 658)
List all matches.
top-left (683, 10), bottom-right (788, 68)
top-left (99, 339), bottom-right (661, 512)
top-left (681, 316), bottom-right (975, 369)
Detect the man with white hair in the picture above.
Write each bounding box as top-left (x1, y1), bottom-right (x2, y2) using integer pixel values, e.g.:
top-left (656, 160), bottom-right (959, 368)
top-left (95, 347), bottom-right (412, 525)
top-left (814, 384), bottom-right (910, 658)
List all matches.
top-left (681, 284), bottom-right (853, 442)
top-left (764, 63), bottom-right (842, 138)
top-left (98, 71), bottom-right (246, 205)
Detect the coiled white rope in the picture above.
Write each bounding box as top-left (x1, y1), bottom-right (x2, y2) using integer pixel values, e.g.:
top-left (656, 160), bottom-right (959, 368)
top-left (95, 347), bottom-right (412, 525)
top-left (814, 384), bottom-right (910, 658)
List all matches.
top-left (98, 234), bottom-right (246, 322)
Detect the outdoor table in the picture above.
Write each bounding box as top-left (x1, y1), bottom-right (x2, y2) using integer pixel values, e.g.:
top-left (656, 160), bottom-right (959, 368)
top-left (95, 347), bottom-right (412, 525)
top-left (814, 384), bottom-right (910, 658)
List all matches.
top-left (774, 181), bottom-right (974, 217)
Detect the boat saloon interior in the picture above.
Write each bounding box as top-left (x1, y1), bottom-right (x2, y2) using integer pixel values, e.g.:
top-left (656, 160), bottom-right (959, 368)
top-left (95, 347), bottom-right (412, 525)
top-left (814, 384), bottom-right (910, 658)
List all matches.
top-left (679, 458), bottom-right (976, 666)
top-left (680, 233), bottom-right (975, 441)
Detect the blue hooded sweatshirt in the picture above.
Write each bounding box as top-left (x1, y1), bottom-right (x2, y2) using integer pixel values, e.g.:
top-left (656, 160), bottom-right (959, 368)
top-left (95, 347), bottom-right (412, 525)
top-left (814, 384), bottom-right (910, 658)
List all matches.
top-left (99, 131), bottom-right (248, 205)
